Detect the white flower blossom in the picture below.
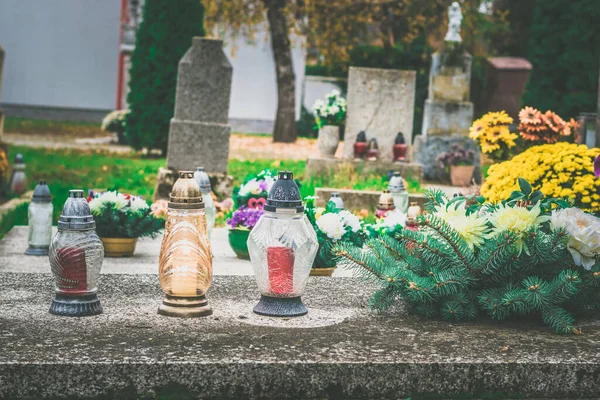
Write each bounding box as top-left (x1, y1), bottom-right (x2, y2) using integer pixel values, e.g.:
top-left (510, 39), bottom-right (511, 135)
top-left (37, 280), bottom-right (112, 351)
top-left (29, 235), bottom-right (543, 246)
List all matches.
top-left (130, 197), bottom-right (149, 214)
top-left (98, 191), bottom-right (129, 210)
top-left (316, 213), bottom-right (346, 241)
top-left (382, 210), bottom-right (407, 229)
top-left (551, 208), bottom-right (600, 270)
top-left (339, 210), bottom-right (361, 232)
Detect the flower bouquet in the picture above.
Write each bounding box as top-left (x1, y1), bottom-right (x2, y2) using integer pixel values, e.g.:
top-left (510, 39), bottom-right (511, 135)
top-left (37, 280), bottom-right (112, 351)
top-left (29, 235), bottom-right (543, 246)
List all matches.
top-left (437, 145), bottom-right (476, 187)
top-left (313, 90), bottom-right (347, 157)
top-left (88, 191), bottom-right (164, 257)
top-left (305, 197), bottom-right (365, 276)
top-left (335, 178), bottom-right (600, 334)
top-left (228, 170), bottom-right (276, 260)
top-left (469, 111), bottom-right (518, 162)
top-left (518, 106), bottom-right (579, 145)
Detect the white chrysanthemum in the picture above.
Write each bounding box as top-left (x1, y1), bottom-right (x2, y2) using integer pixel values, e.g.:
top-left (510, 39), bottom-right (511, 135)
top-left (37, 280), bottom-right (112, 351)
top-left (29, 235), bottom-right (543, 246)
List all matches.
top-left (316, 213), bottom-right (345, 241)
top-left (88, 197), bottom-right (103, 216)
top-left (99, 191), bottom-right (128, 210)
top-left (383, 210), bottom-right (407, 229)
top-left (239, 179), bottom-right (262, 196)
top-left (130, 197), bottom-right (149, 214)
top-left (551, 208), bottom-right (600, 270)
top-left (489, 203), bottom-right (549, 235)
top-left (433, 199), bottom-right (465, 221)
top-left (339, 210), bottom-right (361, 232)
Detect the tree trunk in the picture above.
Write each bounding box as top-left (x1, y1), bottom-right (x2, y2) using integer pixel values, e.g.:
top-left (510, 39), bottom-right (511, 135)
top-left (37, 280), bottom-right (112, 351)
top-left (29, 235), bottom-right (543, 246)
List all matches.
top-left (264, 0), bottom-right (297, 143)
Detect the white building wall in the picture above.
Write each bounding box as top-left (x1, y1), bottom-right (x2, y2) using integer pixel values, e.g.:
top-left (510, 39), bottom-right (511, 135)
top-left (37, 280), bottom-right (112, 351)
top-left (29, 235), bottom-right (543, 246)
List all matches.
top-left (0, 0), bottom-right (121, 111)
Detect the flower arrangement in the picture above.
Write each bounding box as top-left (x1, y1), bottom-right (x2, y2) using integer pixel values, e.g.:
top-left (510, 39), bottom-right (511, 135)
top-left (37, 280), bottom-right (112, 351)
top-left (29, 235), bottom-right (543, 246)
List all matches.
top-left (312, 90), bottom-right (347, 128)
top-left (518, 106), bottom-right (579, 145)
top-left (482, 142), bottom-right (600, 213)
top-left (88, 191), bottom-right (164, 238)
top-left (469, 111), bottom-right (518, 162)
top-left (363, 209), bottom-right (407, 238)
top-left (437, 145), bottom-right (475, 168)
top-left (305, 197), bottom-right (365, 269)
top-left (101, 110), bottom-right (129, 144)
top-left (227, 205), bottom-right (264, 230)
top-left (335, 179), bottom-right (600, 334)
top-left (228, 170), bottom-right (277, 231)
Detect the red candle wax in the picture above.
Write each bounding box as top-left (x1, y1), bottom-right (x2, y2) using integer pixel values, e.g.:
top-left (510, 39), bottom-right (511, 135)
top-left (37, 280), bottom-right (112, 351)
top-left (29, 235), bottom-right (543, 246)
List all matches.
top-left (55, 247), bottom-right (88, 294)
top-left (267, 246), bottom-right (295, 296)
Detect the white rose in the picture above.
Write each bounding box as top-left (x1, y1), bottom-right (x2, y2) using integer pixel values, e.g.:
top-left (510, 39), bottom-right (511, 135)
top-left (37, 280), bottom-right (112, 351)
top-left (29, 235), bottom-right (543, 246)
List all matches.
top-left (316, 213), bottom-right (346, 241)
top-left (551, 208), bottom-right (600, 270)
top-left (130, 197), bottom-right (149, 214)
top-left (339, 210), bottom-right (361, 232)
top-left (88, 197), bottom-right (103, 216)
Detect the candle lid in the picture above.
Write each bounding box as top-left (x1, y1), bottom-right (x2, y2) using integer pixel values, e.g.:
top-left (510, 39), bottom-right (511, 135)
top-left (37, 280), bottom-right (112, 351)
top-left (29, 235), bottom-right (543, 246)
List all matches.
top-left (394, 132), bottom-right (406, 145)
top-left (328, 192), bottom-right (345, 210)
top-left (388, 172), bottom-right (407, 192)
top-left (377, 190), bottom-right (395, 209)
top-left (264, 171), bottom-right (303, 213)
top-left (193, 167), bottom-right (212, 193)
top-left (32, 180), bottom-right (52, 203)
top-left (356, 131), bottom-right (367, 143)
top-left (169, 171), bottom-right (204, 209)
top-left (58, 190), bottom-right (95, 230)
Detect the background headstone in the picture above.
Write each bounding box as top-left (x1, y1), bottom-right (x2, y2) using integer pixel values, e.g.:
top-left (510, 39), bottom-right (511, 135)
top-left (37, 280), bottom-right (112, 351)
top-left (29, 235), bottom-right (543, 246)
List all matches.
top-left (166, 37), bottom-right (233, 174)
top-left (485, 57), bottom-right (532, 120)
top-left (342, 67), bottom-right (416, 162)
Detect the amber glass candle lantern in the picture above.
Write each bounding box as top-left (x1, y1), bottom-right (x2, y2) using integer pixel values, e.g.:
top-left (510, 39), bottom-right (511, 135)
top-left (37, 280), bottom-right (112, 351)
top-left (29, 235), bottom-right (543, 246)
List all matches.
top-left (48, 190), bottom-right (104, 316)
top-left (158, 171), bottom-right (213, 318)
top-left (248, 171), bottom-right (318, 317)
top-left (194, 167), bottom-right (216, 238)
top-left (25, 180), bottom-right (53, 256)
top-left (353, 131), bottom-right (368, 159)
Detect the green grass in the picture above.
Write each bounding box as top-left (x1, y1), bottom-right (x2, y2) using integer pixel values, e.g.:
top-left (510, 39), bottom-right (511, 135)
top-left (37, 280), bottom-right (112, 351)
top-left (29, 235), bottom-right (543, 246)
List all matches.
top-left (4, 117), bottom-right (105, 137)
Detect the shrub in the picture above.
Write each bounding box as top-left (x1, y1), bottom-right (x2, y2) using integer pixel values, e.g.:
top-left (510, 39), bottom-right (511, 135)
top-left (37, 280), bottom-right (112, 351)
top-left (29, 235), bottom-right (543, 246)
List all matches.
top-left (522, 0), bottom-right (600, 118)
top-left (126, 0), bottom-right (205, 154)
top-left (101, 110), bottom-right (129, 144)
top-left (482, 143), bottom-right (600, 213)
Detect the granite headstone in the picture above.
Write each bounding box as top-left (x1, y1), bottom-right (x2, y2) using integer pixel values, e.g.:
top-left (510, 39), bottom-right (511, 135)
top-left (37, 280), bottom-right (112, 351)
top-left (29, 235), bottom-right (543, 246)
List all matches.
top-left (342, 67), bottom-right (416, 162)
top-left (166, 37), bottom-right (232, 174)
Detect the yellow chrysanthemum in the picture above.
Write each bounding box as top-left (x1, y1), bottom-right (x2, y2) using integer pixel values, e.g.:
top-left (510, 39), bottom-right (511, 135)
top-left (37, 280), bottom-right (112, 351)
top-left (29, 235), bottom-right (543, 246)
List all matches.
top-left (434, 201), bottom-right (491, 249)
top-left (482, 111), bottom-right (513, 126)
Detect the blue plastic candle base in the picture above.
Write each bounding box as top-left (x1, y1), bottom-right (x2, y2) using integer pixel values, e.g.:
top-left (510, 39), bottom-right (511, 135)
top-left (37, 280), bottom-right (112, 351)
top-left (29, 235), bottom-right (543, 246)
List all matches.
top-left (253, 295), bottom-right (308, 317)
top-left (49, 293), bottom-right (103, 317)
top-left (25, 246), bottom-right (49, 256)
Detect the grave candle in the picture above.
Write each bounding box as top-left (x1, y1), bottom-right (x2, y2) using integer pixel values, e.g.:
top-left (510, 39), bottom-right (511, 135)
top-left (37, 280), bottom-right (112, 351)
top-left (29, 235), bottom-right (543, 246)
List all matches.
top-left (267, 246), bottom-right (295, 295)
top-left (25, 180), bottom-right (53, 256)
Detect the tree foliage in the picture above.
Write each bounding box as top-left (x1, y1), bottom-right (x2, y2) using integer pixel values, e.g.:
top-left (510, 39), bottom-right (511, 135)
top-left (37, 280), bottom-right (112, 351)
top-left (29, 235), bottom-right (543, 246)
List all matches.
top-left (334, 187), bottom-right (600, 334)
top-left (127, 0), bottom-right (205, 154)
top-left (522, 0), bottom-right (600, 119)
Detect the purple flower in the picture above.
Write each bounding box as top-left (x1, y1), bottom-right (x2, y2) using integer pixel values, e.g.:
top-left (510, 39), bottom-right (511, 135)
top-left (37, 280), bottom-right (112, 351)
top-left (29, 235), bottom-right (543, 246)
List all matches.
top-left (227, 206), bottom-right (264, 229)
top-left (594, 155), bottom-right (600, 178)
top-left (258, 179), bottom-right (269, 192)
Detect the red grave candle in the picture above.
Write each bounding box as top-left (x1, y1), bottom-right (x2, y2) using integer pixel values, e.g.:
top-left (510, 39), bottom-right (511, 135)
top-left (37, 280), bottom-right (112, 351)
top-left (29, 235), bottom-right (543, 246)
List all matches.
top-left (55, 247), bottom-right (88, 294)
top-left (267, 246), bottom-right (295, 295)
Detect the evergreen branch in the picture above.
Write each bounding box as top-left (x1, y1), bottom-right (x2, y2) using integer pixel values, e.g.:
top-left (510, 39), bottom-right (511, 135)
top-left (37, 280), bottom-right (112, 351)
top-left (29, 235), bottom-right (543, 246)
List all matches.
top-left (542, 306), bottom-right (580, 335)
top-left (419, 214), bottom-right (476, 272)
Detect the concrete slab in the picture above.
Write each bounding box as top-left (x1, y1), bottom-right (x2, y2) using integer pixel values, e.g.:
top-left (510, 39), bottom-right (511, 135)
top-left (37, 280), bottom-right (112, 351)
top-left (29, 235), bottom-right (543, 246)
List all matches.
top-left (0, 226), bottom-right (354, 277)
top-left (1, 273), bottom-right (600, 399)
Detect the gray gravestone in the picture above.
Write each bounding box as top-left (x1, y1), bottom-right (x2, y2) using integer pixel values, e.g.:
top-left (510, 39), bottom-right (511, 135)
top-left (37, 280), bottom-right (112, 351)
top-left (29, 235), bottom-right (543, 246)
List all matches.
top-left (0, 45), bottom-right (5, 140)
top-left (166, 37), bottom-right (232, 174)
top-left (342, 67), bottom-right (416, 162)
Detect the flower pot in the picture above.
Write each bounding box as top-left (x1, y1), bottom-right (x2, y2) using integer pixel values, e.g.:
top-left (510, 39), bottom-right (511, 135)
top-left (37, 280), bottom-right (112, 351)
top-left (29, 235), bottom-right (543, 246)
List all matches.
top-left (228, 228), bottom-right (251, 260)
top-left (353, 142), bottom-right (368, 159)
top-left (100, 237), bottom-right (138, 257)
top-left (393, 144), bottom-right (408, 161)
top-left (450, 165), bottom-right (475, 187)
top-left (317, 125), bottom-right (340, 157)
top-left (310, 267), bottom-right (336, 276)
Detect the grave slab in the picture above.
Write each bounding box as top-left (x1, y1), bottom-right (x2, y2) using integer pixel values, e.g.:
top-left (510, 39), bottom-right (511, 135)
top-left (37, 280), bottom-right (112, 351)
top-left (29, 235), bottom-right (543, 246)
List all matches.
top-left (1, 273), bottom-right (600, 399)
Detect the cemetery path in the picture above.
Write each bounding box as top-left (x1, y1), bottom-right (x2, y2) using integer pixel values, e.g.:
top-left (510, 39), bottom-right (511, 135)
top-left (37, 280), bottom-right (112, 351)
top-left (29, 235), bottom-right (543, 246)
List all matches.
top-left (3, 132), bottom-right (338, 160)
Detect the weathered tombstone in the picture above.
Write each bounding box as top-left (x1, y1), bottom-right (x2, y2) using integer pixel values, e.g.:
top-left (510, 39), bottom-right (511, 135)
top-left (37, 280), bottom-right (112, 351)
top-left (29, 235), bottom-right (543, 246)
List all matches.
top-left (154, 37), bottom-right (233, 201)
top-left (486, 57), bottom-right (532, 120)
top-left (342, 67), bottom-right (416, 162)
top-left (0, 45), bottom-right (5, 140)
top-left (415, 2), bottom-right (479, 183)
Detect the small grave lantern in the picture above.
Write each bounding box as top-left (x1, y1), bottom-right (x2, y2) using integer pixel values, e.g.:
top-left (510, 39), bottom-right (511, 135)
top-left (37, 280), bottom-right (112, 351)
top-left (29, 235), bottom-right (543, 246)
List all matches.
top-left (194, 167), bottom-right (216, 238)
top-left (25, 180), bottom-right (53, 256)
top-left (328, 192), bottom-right (345, 211)
top-left (375, 190), bottom-right (395, 218)
top-left (367, 138), bottom-right (379, 161)
top-left (248, 171), bottom-right (318, 317)
top-left (388, 172), bottom-right (409, 213)
top-left (158, 172), bottom-right (213, 317)
top-left (577, 112), bottom-right (599, 148)
top-left (48, 190), bottom-right (104, 316)
top-left (353, 131), bottom-right (368, 159)
top-left (393, 132), bottom-right (408, 162)
top-left (10, 153), bottom-right (27, 195)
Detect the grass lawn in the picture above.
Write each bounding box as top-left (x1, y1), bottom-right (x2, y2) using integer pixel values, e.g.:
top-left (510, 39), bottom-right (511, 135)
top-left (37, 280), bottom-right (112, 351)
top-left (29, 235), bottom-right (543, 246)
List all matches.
top-left (4, 117), bottom-right (106, 137)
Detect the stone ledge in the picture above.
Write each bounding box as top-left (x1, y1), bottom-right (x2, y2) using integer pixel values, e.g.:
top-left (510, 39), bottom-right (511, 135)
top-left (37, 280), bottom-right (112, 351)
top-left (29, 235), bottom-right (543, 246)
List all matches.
top-left (314, 187), bottom-right (426, 211)
top-left (305, 157), bottom-right (423, 182)
top-left (1, 273), bottom-right (600, 399)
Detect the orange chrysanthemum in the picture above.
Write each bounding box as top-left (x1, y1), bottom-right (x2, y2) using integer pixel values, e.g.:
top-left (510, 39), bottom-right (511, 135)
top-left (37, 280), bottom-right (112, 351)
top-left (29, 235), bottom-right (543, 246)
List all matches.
top-left (518, 106), bottom-right (542, 124)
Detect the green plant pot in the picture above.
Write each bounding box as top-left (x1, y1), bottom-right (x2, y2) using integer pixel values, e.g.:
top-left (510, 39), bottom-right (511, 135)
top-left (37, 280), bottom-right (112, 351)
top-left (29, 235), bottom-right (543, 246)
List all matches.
top-left (228, 228), bottom-right (251, 260)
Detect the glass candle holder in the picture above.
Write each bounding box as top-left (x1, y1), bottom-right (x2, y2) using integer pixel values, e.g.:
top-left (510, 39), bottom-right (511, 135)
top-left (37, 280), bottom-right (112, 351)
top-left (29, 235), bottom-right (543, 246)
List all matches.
top-left (388, 172), bottom-right (409, 213)
top-left (10, 153), bottom-right (27, 195)
top-left (48, 190), bottom-right (104, 316)
top-left (25, 180), bottom-right (53, 256)
top-left (158, 171), bottom-right (213, 318)
top-left (194, 167), bottom-right (216, 238)
top-left (248, 171), bottom-right (318, 317)
top-left (328, 192), bottom-right (345, 211)
top-left (375, 190), bottom-right (395, 218)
